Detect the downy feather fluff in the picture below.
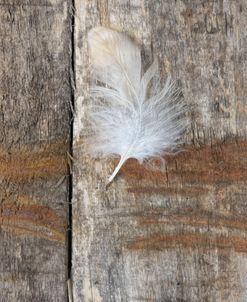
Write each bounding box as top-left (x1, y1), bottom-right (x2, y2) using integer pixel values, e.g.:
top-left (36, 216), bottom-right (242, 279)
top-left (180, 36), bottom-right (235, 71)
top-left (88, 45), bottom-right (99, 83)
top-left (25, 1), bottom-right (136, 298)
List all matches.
top-left (88, 27), bottom-right (187, 184)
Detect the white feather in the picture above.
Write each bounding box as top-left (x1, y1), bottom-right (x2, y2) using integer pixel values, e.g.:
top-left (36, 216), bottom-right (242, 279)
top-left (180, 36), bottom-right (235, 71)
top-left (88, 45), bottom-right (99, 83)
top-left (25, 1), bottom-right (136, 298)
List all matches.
top-left (87, 27), bottom-right (187, 184)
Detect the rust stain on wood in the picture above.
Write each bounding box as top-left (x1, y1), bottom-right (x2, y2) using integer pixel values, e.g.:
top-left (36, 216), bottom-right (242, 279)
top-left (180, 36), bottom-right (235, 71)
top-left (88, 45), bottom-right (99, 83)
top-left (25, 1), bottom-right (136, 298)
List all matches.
top-left (127, 233), bottom-right (247, 253)
top-left (181, 8), bottom-right (193, 19)
top-left (0, 141), bottom-right (69, 182)
top-left (127, 185), bottom-right (209, 196)
top-left (121, 140), bottom-right (247, 195)
top-left (0, 202), bottom-right (66, 242)
top-left (139, 210), bottom-right (247, 232)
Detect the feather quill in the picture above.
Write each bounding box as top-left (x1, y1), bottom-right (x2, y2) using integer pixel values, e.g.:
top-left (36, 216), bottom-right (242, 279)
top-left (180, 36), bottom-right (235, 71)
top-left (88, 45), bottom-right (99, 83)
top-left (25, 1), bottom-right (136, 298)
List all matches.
top-left (87, 27), bottom-right (187, 184)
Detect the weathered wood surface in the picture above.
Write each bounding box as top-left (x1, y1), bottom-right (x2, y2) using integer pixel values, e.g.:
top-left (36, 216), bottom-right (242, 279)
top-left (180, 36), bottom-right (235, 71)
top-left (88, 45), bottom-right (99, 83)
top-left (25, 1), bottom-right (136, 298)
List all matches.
top-left (0, 1), bottom-right (71, 301)
top-left (73, 0), bottom-right (247, 301)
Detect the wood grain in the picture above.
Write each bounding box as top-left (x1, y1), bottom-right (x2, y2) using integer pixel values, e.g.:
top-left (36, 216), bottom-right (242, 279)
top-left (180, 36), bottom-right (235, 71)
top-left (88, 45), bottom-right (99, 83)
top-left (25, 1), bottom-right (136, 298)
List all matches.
top-left (73, 1), bottom-right (247, 301)
top-left (0, 1), bottom-right (71, 301)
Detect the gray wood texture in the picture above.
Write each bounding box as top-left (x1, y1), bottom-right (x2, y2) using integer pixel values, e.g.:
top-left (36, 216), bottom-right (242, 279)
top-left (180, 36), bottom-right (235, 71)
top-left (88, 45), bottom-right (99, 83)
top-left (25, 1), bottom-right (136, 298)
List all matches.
top-left (73, 1), bottom-right (247, 301)
top-left (0, 1), bottom-right (71, 301)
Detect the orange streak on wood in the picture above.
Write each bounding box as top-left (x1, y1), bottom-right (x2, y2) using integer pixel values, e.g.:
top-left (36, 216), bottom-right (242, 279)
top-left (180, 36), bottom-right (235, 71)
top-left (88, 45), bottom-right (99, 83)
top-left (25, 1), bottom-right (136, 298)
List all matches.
top-left (120, 140), bottom-right (247, 195)
top-left (127, 233), bottom-right (247, 253)
top-left (139, 211), bottom-right (247, 232)
top-left (0, 141), bottom-right (69, 181)
top-left (0, 203), bottom-right (66, 242)
top-left (127, 186), bottom-right (209, 196)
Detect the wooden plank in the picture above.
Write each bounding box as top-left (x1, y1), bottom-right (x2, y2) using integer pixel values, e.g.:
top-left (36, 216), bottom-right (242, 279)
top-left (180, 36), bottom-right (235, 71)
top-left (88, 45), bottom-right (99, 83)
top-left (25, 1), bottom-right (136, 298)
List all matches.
top-left (73, 0), bottom-right (247, 301)
top-left (0, 1), bottom-right (71, 301)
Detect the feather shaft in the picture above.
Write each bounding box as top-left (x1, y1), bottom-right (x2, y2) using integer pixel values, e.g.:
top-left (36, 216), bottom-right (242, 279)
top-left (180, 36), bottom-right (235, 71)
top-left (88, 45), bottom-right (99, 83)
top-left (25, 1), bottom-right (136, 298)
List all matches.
top-left (108, 154), bottom-right (128, 184)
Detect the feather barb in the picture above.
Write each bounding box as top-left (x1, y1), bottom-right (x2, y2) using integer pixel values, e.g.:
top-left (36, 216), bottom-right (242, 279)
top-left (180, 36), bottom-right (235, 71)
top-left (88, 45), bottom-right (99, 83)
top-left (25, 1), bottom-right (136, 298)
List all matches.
top-left (87, 27), bottom-right (187, 184)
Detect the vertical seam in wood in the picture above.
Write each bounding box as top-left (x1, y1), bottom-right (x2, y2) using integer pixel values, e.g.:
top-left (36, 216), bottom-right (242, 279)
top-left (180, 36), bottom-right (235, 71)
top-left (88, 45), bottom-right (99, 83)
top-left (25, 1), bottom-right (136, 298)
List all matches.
top-left (68, 1), bottom-right (75, 301)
